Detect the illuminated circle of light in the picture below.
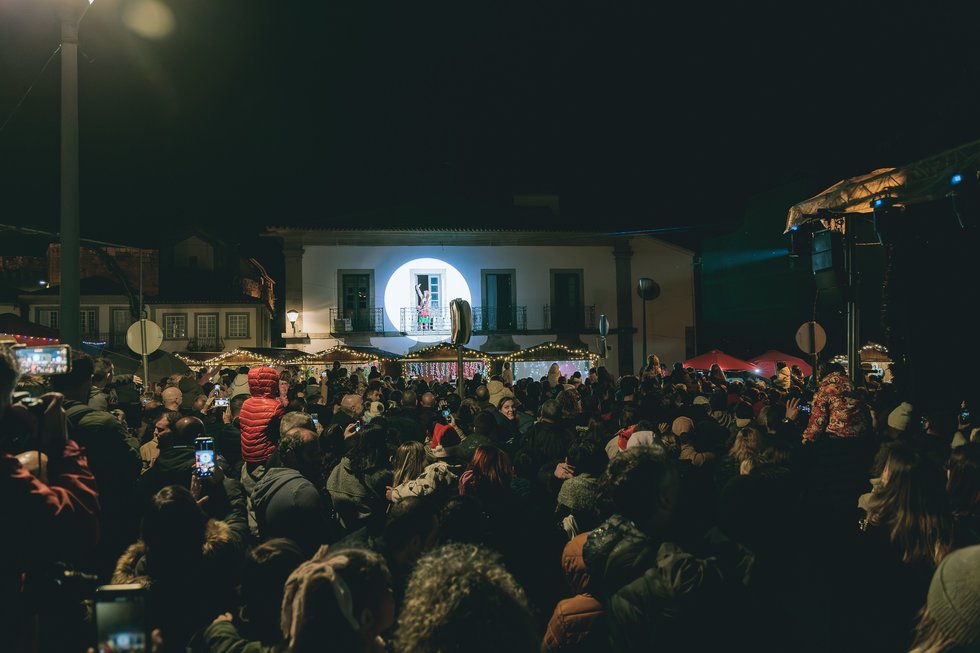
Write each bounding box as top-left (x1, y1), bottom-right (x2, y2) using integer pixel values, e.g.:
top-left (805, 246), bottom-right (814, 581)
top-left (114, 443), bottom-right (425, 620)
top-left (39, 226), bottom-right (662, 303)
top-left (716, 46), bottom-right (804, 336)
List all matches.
top-left (383, 258), bottom-right (472, 343)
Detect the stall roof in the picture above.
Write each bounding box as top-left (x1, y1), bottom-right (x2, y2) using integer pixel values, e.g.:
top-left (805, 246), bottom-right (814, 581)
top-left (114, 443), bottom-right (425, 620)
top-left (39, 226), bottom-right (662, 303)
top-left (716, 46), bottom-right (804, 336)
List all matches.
top-left (785, 137), bottom-right (980, 232)
top-left (299, 345), bottom-right (401, 364)
top-left (683, 349), bottom-right (756, 371)
top-left (176, 347), bottom-right (308, 368)
top-left (401, 343), bottom-right (490, 362)
top-left (504, 342), bottom-right (598, 365)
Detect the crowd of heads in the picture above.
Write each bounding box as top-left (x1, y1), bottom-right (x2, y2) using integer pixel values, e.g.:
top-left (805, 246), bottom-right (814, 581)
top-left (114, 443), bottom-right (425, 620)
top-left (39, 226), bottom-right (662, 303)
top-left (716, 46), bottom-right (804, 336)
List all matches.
top-left (2, 346), bottom-right (979, 652)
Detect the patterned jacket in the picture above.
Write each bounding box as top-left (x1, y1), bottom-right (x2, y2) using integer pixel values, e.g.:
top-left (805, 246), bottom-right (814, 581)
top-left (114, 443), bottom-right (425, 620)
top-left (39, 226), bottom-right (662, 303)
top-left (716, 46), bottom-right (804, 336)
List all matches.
top-left (803, 371), bottom-right (868, 441)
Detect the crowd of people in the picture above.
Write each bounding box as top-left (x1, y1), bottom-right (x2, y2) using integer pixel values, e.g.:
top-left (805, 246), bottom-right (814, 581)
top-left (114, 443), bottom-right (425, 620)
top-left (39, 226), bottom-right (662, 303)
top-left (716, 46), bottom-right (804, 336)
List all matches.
top-left (2, 348), bottom-right (979, 652)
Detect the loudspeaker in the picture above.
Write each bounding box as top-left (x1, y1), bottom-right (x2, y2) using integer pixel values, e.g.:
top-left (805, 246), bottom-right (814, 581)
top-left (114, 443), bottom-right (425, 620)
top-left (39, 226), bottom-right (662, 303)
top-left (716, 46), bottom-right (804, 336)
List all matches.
top-left (450, 299), bottom-right (472, 346)
top-left (812, 230), bottom-right (845, 288)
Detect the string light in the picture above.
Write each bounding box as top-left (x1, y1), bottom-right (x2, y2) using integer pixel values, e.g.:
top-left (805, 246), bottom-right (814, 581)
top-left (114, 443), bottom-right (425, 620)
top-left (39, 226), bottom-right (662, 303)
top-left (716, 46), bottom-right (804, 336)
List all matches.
top-left (503, 342), bottom-right (600, 369)
top-left (0, 333), bottom-right (61, 345)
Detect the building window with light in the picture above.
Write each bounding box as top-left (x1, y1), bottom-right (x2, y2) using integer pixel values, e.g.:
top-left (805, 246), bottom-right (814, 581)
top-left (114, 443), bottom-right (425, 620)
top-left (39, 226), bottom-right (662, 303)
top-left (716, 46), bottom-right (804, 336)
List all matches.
top-left (163, 314), bottom-right (187, 339)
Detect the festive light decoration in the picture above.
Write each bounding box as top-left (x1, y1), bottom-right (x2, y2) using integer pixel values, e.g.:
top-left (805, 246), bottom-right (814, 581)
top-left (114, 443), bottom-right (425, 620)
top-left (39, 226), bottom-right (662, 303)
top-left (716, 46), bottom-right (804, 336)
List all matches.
top-left (174, 348), bottom-right (303, 369)
top-left (503, 342), bottom-right (600, 370)
top-left (0, 333), bottom-right (61, 346)
top-left (401, 343), bottom-right (491, 379)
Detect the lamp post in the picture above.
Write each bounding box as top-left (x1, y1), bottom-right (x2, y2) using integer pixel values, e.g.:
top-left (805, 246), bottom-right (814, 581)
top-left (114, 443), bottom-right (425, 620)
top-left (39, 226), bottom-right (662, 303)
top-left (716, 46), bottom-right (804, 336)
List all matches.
top-left (286, 309), bottom-right (299, 335)
top-left (636, 278), bottom-right (661, 365)
top-left (58, 0), bottom-right (90, 348)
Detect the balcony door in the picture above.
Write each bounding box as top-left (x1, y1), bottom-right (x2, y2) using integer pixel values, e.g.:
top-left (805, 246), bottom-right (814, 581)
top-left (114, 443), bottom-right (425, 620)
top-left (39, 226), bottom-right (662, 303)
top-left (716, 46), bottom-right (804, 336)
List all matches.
top-left (483, 271), bottom-right (515, 330)
top-left (111, 308), bottom-right (131, 347)
top-left (341, 273), bottom-right (371, 330)
top-left (551, 270), bottom-right (584, 330)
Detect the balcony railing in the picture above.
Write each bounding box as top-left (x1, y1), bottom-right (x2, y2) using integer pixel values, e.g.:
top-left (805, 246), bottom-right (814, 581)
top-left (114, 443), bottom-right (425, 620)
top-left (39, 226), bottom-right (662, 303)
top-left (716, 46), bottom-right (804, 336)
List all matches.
top-left (400, 306), bottom-right (451, 335)
top-left (81, 332), bottom-right (129, 347)
top-left (329, 307), bottom-right (385, 333)
top-left (187, 337), bottom-right (225, 351)
top-left (543, 305), bottom-right (596, 332)
top-left (472, 306), bottom-right (527, 333)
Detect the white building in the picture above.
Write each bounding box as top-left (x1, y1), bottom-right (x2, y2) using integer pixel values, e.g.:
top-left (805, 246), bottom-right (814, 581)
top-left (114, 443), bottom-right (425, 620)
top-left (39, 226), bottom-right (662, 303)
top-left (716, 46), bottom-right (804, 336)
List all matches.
top-left (269, 227), bottom-right (697, 376)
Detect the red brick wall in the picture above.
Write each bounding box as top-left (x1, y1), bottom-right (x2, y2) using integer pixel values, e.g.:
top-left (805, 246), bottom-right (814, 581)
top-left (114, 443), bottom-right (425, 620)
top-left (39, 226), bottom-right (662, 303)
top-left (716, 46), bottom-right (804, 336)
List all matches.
top-left (47, 245), bottom-right (159, 295)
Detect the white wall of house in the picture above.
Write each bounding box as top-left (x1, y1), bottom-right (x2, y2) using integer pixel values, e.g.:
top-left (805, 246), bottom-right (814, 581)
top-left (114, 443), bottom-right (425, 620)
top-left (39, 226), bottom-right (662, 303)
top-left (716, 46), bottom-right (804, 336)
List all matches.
top-left (297, 237), bottom-right (694, 375)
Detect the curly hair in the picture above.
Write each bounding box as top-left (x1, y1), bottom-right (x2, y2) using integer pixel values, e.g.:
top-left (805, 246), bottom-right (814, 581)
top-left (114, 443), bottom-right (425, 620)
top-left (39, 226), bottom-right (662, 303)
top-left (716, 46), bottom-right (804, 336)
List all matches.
top-left (393, 543), bottom-right (536, 653)
top-left (597, 444), bottom-right (677, 526)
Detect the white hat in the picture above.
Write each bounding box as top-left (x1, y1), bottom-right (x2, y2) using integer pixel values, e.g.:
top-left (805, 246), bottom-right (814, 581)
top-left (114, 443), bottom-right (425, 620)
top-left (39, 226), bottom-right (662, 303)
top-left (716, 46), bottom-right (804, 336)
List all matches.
top-left (692, 395), bottom-right (710, 406)
top-left (887, 402), bottom-right (913, 432)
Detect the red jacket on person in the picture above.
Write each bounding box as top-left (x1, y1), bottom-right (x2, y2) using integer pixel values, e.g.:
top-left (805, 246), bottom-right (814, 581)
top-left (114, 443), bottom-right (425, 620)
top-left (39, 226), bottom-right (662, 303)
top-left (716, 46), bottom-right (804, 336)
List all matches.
top-left (239, 367), bottom-right (284, 463)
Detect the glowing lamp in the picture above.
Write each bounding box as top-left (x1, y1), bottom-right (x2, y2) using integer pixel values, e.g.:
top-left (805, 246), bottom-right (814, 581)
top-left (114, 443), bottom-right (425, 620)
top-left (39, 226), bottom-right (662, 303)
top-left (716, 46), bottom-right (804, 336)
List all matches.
top-left (286, 309), bottom-right (299, 334)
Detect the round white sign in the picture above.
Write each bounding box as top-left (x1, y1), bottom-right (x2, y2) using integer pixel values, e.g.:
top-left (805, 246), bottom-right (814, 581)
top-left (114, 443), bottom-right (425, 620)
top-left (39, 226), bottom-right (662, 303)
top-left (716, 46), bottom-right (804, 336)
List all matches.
top-left (795, 321), bottom-right (827, 355)
top-left (127, 319), bottom-right (164, 355)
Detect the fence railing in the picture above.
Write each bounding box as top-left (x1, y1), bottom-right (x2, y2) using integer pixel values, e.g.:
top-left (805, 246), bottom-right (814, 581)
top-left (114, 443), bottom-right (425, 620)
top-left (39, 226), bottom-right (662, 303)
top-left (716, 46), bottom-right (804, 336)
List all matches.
top-left (543, 305), bottom-right (596, 331)
top-left (81, 332), bottom-right (129, 347)
top-left (400, 306), bottom-right (451, 335)
top-left (472, 306), bottom-right (527, 333)
top-left (329, 307), bottom-right (385, 333)
top-left (187, 337), bottom-right (225, 351)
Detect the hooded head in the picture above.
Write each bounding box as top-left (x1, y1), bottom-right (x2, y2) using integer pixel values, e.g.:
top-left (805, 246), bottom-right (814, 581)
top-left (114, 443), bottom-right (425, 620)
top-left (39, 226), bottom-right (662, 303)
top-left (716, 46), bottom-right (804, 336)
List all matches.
top-left (249, 366), bottom-right (280, 399)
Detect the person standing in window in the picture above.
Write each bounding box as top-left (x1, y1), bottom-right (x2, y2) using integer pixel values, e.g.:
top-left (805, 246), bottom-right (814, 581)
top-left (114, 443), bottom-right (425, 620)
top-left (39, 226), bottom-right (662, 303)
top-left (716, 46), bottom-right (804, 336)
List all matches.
top-left (416, 283), bottom-right (431, 331)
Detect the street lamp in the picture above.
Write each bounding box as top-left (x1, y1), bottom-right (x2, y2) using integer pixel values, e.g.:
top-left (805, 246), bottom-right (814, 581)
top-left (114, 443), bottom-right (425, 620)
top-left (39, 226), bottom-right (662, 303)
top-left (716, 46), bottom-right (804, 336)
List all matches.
top-left (286, 309), bottom-right (300, 335)
top-left (636, 278), bottom-right (661, 364)
top-left (57, 0), bottom-right (92, 348)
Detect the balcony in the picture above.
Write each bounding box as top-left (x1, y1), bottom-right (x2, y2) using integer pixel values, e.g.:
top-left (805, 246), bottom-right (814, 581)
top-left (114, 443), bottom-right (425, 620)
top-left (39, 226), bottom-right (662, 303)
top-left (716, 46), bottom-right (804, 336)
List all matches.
top-left (329, 307), bottom-right (384, 334)
top-left (186, 336), bottom-right (225, 352)
top-left (472, 306), bottom-right (527, 333)
top-left (543, 305), bottom-right (596, 332)
top-left (80, 332), bottom-right (129, 347)
top-left (400, 306), bottom-right (451, 335)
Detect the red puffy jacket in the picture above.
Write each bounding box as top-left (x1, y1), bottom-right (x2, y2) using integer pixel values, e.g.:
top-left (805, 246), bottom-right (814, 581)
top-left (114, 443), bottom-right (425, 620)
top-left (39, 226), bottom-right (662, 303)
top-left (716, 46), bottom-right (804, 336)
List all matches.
top-left (240, 366), bottom-right (284, 463)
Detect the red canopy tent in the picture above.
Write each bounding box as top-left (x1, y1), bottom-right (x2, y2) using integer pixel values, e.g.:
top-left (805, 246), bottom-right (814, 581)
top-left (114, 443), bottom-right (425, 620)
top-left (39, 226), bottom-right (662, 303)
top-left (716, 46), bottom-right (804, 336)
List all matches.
top-left (682, 350), bottom-right (756, 371)
top-left (749, 350), bottom-right (813, 378)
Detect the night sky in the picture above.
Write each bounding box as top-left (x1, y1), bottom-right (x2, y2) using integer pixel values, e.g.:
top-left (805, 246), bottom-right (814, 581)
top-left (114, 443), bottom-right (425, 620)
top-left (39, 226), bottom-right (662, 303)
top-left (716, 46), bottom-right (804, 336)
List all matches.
top-left (3, 0), bottom-right (980, 243)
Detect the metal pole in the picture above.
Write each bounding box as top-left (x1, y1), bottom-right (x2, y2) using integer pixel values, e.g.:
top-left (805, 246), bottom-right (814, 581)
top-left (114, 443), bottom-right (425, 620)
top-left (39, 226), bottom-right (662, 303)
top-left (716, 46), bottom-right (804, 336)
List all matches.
top-left (140, 249), bottom-right (149, 386)
top-left (845, 219), bottom-right (860, 384)
top-left (58, 6), bottom-right (82, 347)
top-left (457, 345), bottom-right (464, 399)
top-left (641, 298), bottom-right (647, 364)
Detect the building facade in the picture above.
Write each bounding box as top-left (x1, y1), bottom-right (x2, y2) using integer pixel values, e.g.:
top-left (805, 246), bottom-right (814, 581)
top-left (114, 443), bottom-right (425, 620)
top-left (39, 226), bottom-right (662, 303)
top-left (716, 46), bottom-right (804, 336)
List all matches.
top-left (269, 228), bottom-right (696, 376)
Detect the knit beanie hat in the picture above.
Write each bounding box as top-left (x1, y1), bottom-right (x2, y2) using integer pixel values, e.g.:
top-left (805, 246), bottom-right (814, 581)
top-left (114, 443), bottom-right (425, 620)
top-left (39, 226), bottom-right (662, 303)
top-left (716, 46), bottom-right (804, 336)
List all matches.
top-left (692, 395), bottom-right (710, 406)
top-left (926, 544), bottom-right (980, 650)
top-left (887, 402), bottom-right (913, 432)
top-left (672, 416), bottom-right (695, 436)
top-left (557, 475), bottom-right (599, 512)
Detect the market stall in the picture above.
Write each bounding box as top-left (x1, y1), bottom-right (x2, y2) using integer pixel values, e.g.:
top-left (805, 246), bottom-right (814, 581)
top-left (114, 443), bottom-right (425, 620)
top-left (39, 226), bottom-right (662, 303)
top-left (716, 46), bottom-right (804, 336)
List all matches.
top-left (174, 347), bottom-right (309, 370)
top-left (749, 349), bottom-right (814, 378)
top-left (830, 342), bottom-right (894, 381)
top-left (682, 349), bottom-right (756, 371)
top-left (297, 345), bottom-right (401, 377)
top-left (0, 312), bottom-right (61, 346)
top-left (502, 342), bottom-right (599, 381)
top-left (401, 343), bottom-right (491, 381)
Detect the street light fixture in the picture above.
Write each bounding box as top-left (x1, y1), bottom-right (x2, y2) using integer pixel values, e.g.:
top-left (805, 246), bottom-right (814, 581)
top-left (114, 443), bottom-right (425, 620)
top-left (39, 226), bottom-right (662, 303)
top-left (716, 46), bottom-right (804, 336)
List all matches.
top-left (286, 309), bottom-right (300, 335)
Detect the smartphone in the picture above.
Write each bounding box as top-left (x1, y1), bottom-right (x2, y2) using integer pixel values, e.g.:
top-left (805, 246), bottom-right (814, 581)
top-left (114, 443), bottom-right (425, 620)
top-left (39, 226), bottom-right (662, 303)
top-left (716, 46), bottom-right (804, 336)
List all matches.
top-left (214, 398), bottom-right (229, 407)
top-left (11, 344), bottom-right (71, 375)
top-left (961, 410), bottom-right (971, 423)
top-left (321, 371), bottom-right (328, 378)
top-left (352, 419), bottom-right (363, 433)
top-left (95, 584), bottom-right (150, 653)
top-left (194, 436), bottom-right (215, 477)
top-left (311, 414), bottom-right (319, 428)
top-left (799, 403), bottom-right (811, 414)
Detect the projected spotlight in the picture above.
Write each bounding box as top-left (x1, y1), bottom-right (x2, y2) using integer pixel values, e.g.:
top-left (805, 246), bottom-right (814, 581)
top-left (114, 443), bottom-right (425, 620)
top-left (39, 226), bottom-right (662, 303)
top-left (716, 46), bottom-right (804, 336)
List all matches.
top-left (383, 258), bottom-right (472, 343)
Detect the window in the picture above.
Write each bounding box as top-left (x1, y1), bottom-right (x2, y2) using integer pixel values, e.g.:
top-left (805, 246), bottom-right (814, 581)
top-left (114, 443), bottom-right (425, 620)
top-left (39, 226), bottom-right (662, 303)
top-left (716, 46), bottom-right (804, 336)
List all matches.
top-left (196, 314), bottom-right (218, 339)
top-left (80, 309), bottom-right (97, 337)
top-left (37, 309), bottom-right (58, 329)
top-left (227, 313), bottom-right (249, 339)
top-left (163, 314), bottom-right (187, 339)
